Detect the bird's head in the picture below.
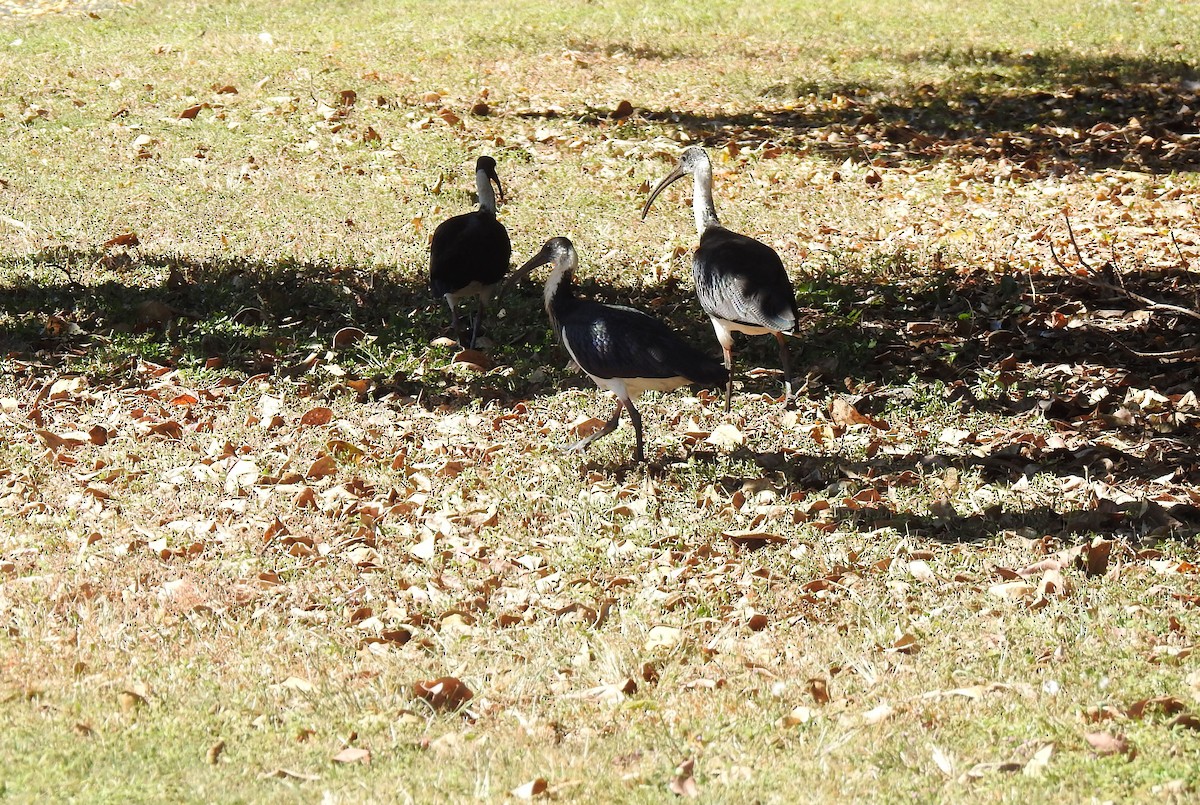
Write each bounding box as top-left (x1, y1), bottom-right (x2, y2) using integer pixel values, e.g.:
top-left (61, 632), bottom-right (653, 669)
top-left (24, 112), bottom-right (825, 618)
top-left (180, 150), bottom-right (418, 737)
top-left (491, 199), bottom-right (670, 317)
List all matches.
top-left (500, 237), bottom-right (578, 300)
top-left (475, 155), bottom-right (504, 204)
top-left (677, 146), bottom-right (710, 173)
top-left (640, 146), bottom-right (711, 220)
top-left (511, 236), bottom-right (575, 278)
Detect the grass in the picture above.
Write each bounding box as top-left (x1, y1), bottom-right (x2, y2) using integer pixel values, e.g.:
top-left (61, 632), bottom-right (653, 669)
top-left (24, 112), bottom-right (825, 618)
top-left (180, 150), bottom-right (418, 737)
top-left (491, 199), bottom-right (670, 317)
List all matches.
top-left (3, 0), bottom-right (1200, 801)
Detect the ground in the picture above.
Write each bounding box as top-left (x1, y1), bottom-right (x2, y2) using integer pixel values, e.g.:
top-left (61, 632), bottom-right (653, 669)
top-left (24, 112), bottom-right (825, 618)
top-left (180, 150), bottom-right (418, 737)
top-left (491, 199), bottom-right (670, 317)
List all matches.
top-left (1, 0), bottom-right (1199, 802)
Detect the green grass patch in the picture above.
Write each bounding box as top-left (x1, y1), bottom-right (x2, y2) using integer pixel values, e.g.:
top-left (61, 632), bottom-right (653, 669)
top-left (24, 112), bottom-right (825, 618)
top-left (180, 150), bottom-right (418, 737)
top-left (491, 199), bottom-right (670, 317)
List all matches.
top-left (3, 0), bottom-right (1200, 801)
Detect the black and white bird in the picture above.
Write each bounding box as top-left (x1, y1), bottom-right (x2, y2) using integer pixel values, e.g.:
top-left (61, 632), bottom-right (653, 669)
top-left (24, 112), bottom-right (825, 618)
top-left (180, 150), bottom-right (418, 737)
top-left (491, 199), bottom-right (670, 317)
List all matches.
top-left (429, 156), bottom-right (511, 348)
top-left (641, 146), bottom-right (800, 411)
top-left (505, 237), bottom-right (728, 464)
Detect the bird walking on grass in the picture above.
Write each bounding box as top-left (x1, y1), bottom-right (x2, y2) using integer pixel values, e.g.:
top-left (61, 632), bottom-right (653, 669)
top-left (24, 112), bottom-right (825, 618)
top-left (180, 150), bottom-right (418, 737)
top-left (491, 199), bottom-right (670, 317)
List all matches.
top-left (505, 236), bottom-right (728, 463)
top-left (429, 156), bottom-right (511, 348)
top-left (641, 146), bottom-right (800, 411)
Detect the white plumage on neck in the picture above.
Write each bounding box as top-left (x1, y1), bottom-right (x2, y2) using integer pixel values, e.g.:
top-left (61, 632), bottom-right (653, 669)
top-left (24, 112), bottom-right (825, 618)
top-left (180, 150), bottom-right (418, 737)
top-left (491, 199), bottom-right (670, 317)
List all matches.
top-left (542, 250), bottom-right (577, 316)
top-left (691, 161), bottom-right (721, 236)
top-left (476, 168), bottom-right (497, 214)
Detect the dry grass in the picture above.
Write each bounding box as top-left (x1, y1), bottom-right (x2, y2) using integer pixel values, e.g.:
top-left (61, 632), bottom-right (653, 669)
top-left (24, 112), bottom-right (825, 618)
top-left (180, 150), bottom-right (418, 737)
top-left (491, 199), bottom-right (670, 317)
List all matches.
top-left (3, 0), bottom-right (1200, 801)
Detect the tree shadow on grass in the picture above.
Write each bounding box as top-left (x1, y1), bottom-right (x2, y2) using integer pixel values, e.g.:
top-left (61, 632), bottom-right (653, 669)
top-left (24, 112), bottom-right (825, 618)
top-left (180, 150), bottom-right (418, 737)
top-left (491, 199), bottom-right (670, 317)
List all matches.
top-left (3, 245), bottom-right (1197, 538)
top-left (4, 241), bottom-right (1195, 400)
top-left (3, 243), bottom-right (1198, 436)
top-left (529, 257), bottom-right (1200, 406)
top-left (0, 248), bottom-right (563, 407)
top-left (708, 446), bottom-right (1200, 542)
top-left (834, 500), bottom-right (1200, 544)
top-left (538, 49), bottom-right (1200, 174)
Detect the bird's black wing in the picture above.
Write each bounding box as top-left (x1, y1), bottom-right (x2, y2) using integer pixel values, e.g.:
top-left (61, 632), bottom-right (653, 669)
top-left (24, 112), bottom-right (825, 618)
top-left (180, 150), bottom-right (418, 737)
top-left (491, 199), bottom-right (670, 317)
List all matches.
top-left (429, 211), bottom-right (511, 297)
top-left (693, 228), bottom-right (799, 331)
top-left (560, 301), bottom-right (727, 385)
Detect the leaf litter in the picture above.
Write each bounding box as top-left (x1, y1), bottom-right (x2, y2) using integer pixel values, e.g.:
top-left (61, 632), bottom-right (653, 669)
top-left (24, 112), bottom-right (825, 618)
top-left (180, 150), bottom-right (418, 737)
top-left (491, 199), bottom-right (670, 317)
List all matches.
top-left (3, 14), bottom-right (1200, 799)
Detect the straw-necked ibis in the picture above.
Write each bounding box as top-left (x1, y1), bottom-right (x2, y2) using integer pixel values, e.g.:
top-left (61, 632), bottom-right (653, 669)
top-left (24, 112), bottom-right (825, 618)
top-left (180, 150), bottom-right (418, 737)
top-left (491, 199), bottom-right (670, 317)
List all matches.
top-left (641, 146), bottom-right (799, 411)
top-left (429, 156), bottom-right (511, 348)
top-left (506, 237), bottom-right (728, 463)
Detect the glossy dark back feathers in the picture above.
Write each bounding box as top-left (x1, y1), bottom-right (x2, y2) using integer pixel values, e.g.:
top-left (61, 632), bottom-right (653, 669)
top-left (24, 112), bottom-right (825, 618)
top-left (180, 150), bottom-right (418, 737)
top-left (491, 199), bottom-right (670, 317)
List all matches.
top-left (560, 299), bottom-right (729, 387)
top-left (694, 227), bottom-right (799, 332)
top-left (429, 209), bottom-right (510, 298)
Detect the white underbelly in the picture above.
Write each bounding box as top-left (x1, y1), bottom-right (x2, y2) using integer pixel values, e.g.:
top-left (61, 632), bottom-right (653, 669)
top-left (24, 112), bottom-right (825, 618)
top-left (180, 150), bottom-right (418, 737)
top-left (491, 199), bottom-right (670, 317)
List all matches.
top-left (711, 316), bottom-right (777, 346)
top-left (562, 337), bottom-right (689, 400)
top-left (445, 281), bottom-right (495, 304)
top-left (588, 374), bottom-right (689, 401)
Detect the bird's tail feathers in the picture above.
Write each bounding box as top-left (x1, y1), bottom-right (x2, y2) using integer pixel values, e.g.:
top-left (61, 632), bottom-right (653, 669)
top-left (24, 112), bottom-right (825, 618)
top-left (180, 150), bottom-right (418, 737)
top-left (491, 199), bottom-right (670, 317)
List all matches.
top-left (689, 359), bottom-right (730, 388)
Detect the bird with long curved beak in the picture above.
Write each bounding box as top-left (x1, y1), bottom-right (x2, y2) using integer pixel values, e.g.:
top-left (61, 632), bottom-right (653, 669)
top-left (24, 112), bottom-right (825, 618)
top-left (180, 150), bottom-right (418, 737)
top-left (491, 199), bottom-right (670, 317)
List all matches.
top-left (641, 146), bottom-right (800, 411)
top-left (429, 156), bottom-right (511, 349)
top-left (505, 236), bottom-right (728, 464)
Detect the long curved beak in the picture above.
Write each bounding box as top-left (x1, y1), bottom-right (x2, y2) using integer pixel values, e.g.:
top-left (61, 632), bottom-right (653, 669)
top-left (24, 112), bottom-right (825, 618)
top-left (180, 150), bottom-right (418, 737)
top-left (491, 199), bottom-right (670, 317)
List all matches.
top-left (486, 166), bottom-right (504, 203)
top-left (640, 163), bottom-right (689, 220)
top-left (500, 243), bottom-right (552, 296)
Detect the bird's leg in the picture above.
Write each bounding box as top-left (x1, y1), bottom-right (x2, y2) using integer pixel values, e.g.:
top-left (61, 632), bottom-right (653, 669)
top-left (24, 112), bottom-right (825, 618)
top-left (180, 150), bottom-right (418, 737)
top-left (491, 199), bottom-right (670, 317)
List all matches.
top-left (625, 398), bottom-right (645, 463)
top-left (568, 400), bottom-right (623, 453)
top-left (446, 298), bottom-right (464, 347)
top-left (712, 320), bottom-right (735, 413)
top-left (774, 331), bottom-right (794, 404)
top-left (469, 295), bottom-right (485, 349)
top-left (722, 345), bottom-right (734, 413)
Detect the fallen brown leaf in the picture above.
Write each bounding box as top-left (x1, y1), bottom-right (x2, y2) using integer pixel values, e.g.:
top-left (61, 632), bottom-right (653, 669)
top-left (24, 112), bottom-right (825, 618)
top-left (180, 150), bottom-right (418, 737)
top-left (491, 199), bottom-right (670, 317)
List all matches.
top-left (261, 768), bottom-right (320, 781)
top-left (332, 747), bottom-right (371, 764)
top-left (332, 327), bottom-right (367, 349)
top-left (908, 559), bottom-right (936, 582)
top-left (412, 676), bottom-right (474, 712)
top-left (705, 423), bottom-right (745, 450)
top-left (720, 529), bottom-right (786, 549)
top-left (1126, 695), bottom-right (1186, 720)
top-left (778, 705), bottom-right (814, 728)
top-left (988, 581), bottom-right (1036, 601)
top-left (1038, 568), bottom-right (1069, 598)
top-left (862, 702), bottom-right (895, 725)
top-left (103, 232), bottom-right (139, 248)
top-left (1022, 742), bottom-right (1054, 777)
top-left (306, 455), bottom-right (337, 480)
top-left (669, 756), bottom-right (699, 798)
top-left (644, 625), bottom-right (684, 652)
top-left (1085, 538), bottom-right (1114, 577)
top-left (808, 677), bottom-right (831, 704)
top-left (1169, 713), bottom-right (1200, 731)
top-left (452, 348), bottom-right (492, 370)
top-left (300, 407), bottom-right (334, 426)
top-left (931, 744), bottom-right (954, 776)
top-left (1084, 731), bottom-right (1132, 757)
top-left (829, 398), bottom-right (888, 429)
top-left (510, 778), bottom-right (549, 799)
top-left (885, 633), bottom-right (920, 654)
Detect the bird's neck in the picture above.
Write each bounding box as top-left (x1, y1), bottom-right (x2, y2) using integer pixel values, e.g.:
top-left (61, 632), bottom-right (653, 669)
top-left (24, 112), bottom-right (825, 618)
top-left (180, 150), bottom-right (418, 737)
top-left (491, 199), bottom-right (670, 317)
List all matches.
top-left (476, 170), bottom-right (497, 214)
top-left (543, 263), bottom-right (577, 336)
top-left (691, 167), bottom-right (721, 236)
